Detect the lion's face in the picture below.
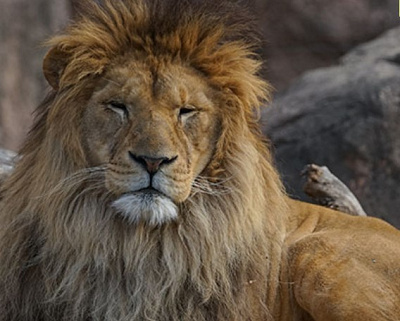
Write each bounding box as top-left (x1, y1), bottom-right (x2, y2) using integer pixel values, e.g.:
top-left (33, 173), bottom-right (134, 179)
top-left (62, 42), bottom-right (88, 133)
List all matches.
top-left (81, 59), bottom-right (221, 224)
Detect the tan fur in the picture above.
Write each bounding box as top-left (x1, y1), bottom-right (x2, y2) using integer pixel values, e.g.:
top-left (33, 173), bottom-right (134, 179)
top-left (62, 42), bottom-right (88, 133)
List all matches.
top-left (1, 1), bottom-right (400, 321)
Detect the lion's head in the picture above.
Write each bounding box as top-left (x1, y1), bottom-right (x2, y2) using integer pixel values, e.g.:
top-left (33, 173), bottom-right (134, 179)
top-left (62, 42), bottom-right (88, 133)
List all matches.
top-left (0, 1), bottom-right (288, 320)
top-left (35, 0), bottom-right (280, 227)
top-left (77, 60), bottom-right (222, 225)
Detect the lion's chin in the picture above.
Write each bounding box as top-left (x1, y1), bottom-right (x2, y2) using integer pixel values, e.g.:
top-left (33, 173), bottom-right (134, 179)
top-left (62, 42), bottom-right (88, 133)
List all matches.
top-left (112, 191), bottom-right (178, 225)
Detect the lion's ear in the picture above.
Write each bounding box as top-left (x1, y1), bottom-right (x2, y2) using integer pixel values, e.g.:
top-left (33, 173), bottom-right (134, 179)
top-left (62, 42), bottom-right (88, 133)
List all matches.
top-left (43, 46), bottom-right (70, 90)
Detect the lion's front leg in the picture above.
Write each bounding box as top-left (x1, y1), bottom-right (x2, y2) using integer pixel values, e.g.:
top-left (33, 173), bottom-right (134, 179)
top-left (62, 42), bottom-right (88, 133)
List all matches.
top-left (287, 214), bottom-right (400, 321)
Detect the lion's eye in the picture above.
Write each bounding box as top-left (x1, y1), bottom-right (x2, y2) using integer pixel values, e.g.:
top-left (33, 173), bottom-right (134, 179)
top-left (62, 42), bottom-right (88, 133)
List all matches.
top-left (178, 106), bottom-right (196, 120)
top-left (107, 101), bottom-right (128, 118)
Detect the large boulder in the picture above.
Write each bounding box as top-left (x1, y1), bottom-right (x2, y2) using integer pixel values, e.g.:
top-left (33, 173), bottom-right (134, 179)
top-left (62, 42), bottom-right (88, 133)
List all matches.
top-left (255, 0), bottom-right (398, 90)
top-left (263, 27), bottom-right (400, 227)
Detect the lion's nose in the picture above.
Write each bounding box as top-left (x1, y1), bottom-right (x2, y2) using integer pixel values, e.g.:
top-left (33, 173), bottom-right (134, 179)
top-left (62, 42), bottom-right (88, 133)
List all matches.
top-left (129, 152), bottom-right (177, 174)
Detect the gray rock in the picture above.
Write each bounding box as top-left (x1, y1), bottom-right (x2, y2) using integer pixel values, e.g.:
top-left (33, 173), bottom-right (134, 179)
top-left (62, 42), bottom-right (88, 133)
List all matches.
top-left (262, 27), bottom-right (400, 227)
top-left (0, 149), bottom-right (16, 184)
top-left (255, 0), bottom-right (398, 90)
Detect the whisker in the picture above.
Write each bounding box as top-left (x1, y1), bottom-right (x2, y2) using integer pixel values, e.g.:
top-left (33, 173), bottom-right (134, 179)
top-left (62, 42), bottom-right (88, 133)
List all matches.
top-left (195, 175), bottom-right (233, 186)
top-left (190, 175), bottom-right (234, 197)
top-left (35, 166), bottom-right (107, 199)
top-left (67, 183), bottom-right (107, 209)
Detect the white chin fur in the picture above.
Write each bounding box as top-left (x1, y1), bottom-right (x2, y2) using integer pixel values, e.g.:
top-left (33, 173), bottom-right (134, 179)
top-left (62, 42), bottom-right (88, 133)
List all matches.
top-left (112, 193), bottom-right (178, 225)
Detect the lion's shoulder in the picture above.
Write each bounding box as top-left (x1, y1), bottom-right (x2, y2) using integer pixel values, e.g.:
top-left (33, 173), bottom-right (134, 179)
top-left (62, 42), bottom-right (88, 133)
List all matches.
top-left (286, 198), bottom-right (400, 320)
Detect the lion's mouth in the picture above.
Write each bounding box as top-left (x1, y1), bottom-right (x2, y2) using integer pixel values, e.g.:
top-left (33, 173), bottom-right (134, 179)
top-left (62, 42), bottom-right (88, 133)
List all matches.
top-left (123, 187), bottom-right (170, 200)
top-left (135, 187), bottom-right (162, 195)
top-left (112, 187), bottom-right (179, 225)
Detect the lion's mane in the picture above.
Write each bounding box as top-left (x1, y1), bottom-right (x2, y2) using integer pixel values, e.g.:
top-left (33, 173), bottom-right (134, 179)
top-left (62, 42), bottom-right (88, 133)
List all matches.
top-left (0, 1), bottom-right (288, 320)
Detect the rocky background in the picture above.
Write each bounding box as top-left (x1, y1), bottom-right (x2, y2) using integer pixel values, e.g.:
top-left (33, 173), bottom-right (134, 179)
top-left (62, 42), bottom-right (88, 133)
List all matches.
top-left (262, 28), bottom-right (400, 227)
top-left (0, 0), bottom-right (399, 225)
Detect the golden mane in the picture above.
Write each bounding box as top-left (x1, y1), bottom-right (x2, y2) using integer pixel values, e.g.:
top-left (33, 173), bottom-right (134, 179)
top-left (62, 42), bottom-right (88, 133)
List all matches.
top-left (45, 0), bottom-right (269, 106)
top-left (0, 1), bottom-right (288, 320)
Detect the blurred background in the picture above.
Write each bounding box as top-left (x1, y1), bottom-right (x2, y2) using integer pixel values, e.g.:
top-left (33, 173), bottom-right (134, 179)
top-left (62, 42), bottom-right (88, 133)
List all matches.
top-left (0, 0), bottom-right (399, 224)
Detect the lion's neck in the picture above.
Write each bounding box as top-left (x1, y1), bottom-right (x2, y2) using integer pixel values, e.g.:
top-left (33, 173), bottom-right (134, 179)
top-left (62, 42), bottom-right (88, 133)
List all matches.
top-left (36, 185), bottom-right (284, 320)
top-left (1, 142), bottom-right (288, 321)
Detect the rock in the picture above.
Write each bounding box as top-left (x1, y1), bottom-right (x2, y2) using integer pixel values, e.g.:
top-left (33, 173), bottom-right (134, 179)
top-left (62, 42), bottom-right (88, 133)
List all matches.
top-left (0, 149), bottom-right (16, 184)
top-left (262, 27), bottom-right (400, 227)
top-left (255, 0), bottom-right (398, 90)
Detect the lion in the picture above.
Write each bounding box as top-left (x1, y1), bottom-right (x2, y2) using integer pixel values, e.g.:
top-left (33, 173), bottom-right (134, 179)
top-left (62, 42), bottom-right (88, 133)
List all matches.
top-left (0, 0), bottom-right (399, 320)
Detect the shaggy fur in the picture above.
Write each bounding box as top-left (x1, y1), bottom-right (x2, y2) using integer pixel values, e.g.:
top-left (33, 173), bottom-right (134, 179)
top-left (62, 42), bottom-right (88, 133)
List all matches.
top-left (0, 1), bottom-right (288, 320)
top-left (2, 1), bottom-right (400, 321)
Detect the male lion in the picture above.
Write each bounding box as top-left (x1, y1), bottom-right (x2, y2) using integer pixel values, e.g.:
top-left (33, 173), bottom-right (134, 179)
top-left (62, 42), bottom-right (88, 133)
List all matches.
top-left (0, 1), bottom-right (399, 320)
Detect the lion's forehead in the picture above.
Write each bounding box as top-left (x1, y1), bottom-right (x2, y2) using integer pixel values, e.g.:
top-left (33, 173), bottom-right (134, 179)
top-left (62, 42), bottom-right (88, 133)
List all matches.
top-left (98, 61), bottom-right (214, 111)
